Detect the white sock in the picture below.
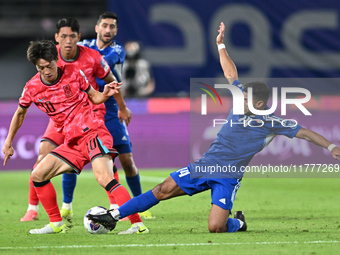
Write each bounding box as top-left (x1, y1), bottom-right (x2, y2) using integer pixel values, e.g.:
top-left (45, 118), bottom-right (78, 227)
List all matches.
top-left (62, 202), bottom-right (72, 210)
top-left (134, 222), bottom-right (144, 227)
top-left (28, 204), bottom-right (39, 213)
top-left (110, 204), bottom-right (119, 210)
top-left (109, 209), bottom-right (121, 220)
top-left (51, 221), bottom-right (64, 227)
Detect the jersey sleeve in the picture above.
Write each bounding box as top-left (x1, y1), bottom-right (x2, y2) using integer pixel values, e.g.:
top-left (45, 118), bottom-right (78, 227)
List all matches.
top-left (269, 115), bottom-right (302, 138)
top-left (232, 79), bottom-right (244, 92)
top-left (93, 51), bottom-right (110, 80)
top-left (18, 85), bottom-right (32, 109)
top-left (104, 47), bottom-right (125, 82)
top-left (104, 53), bottom-right (121, 82)
top-left (79, 69), bottom-right (91, 93)
top-left (104, 51), bottom-right (119, 66)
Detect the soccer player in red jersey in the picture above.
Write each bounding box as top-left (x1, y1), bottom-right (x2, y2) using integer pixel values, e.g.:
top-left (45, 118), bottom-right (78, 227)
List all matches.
top-left (53, 18), bottom-right (130, 222)
top-left (20, 18), bottom-right (129, 216)
top-left (17, 18), bottom-right (147, 233)
top-left (2, 40), bottom-right (142, 234)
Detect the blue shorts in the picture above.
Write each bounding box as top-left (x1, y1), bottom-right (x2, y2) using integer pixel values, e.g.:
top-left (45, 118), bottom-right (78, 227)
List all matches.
top-left (170, 166), bottom-right (241, 210)
top-left (104, 115), bottom-right (132, 154)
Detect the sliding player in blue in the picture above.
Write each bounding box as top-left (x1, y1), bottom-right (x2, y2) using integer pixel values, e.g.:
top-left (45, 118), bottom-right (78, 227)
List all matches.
top-left (88, 22), bottom-right (340, 233)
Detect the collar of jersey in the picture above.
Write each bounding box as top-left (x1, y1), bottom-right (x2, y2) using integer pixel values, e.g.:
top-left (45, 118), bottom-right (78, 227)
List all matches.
top-left (40, 68), bottom-right (61, 86)
top-left (60, 46), bottom-right (80, 62)
top-left (95, 39), bottom-right (116, 51)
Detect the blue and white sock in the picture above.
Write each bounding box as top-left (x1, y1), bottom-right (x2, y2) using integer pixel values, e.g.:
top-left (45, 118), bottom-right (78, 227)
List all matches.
top-left (112, 190), bottom-right (159, 219)
top-left (226, 218), bottom-right (241, 233)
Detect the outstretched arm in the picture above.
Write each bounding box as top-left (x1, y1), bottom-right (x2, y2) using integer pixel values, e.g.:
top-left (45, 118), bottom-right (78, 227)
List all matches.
top-left (3, 106), bottom-right (28, 165)
top-left (217, 22), bottom-right (238, 85)
top-left (103, 72), bottom-right (132, 126)
top-left (295, 127), bottom-right (340, 160)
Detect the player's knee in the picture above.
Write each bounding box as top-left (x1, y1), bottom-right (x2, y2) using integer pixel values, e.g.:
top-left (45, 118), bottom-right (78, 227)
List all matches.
top-left (97, 177), bottom-right (109, 188)
top-left (121, 161), bottom-right (138, 176)
top-left (31, 169), bottom-right (45, 183)
top-left (208, 223), bottom-right (227, 233)
top-left (151, 183), bottom-right (167, 201)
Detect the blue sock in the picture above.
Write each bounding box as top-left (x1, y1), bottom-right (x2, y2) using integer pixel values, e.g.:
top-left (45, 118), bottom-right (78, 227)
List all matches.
top-left (126, 174), bottom-right (142, 197)
top-left (62, 173), bottom-right (77, 203)
top-left (119, 190), bottom-right (159, 218)
top-left (226, 218), bottom-right (241, 233)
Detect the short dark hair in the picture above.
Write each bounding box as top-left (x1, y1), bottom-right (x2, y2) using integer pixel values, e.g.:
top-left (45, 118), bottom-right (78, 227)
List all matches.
top-left (97, 11), bottom-right (118, 25)
top-left (27, 40), bottom-right (58, 65)
top-left (243, 81), bottom-right (271, 104)
top-left (56, 18), bottom-right (80, 33)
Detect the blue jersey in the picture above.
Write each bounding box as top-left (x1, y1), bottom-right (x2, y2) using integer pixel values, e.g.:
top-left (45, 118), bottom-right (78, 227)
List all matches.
top-left (81, 39), bottom-right (126, 116)
top-left (191, 80), bottom-right (302, 179)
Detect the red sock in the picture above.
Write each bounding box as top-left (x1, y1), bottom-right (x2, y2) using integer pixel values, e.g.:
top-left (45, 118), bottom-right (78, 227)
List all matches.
top-left (106, 170), bottom-right (119, 204)
top-left (34, 181), bottom-right (62, 222)
top-left (29, 174), bottom-right (39, 205)
top-left (127, 212), bottom-right (142, 224)
top-left (107, 182), bottom-right (142, 224)
top-left (106, 190), bottom-right (117, 204)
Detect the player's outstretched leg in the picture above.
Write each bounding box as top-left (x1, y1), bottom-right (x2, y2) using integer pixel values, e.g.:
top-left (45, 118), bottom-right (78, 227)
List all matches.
top-left (89, 175), bottom-right (186, 233)
top-left (88, 189), bottom-right (159, 234)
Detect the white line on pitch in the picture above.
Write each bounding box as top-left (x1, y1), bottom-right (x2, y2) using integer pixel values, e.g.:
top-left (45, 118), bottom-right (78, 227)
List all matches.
top-left (1, 240), bottom-right (339, 250)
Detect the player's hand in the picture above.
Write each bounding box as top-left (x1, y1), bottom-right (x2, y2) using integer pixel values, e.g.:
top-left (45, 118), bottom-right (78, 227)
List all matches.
top-left (118, 106), bottom-right (132, 126)
top-left (103, 81), bottom-right (122, 97)
top-left (216, 22), bottom-right (225, 45)
top-left (2, 144), bottom-right (14, 166)
top-left (331, 146), bottom-right (340, 160)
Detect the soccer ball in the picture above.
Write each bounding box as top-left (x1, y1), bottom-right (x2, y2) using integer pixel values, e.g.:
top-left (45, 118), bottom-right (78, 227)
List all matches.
top-left (84, 206), bottom-right (109, 234)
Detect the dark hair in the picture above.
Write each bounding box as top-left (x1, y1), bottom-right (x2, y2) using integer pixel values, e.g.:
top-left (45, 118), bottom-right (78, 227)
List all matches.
top-left (56, 18), bottom-right (80, 33)
top-left (97, 11), bottom-right (118, 25)
top-left (27, 40), bottom-right (58, 65)
top-left (243, 81), bottom-right (271, 104)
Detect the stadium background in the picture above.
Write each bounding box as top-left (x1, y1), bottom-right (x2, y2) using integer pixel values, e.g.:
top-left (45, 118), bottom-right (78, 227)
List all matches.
top-left (1, 0), bottom-right (340, 170)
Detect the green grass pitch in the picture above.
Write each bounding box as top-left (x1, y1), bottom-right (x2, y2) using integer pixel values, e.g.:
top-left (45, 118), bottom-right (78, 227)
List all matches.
top-left (0, 169), bottom-right (339, 255)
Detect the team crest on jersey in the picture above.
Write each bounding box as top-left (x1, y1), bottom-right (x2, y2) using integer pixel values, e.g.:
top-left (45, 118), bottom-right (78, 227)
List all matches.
top-left (101, 58), bottom-right (109, 72)
top-left (63, 85), bottom-right (73, 97)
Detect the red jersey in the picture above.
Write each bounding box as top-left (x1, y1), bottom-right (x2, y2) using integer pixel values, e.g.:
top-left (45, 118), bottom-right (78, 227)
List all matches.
top-left (19, 64), bottom-right (104, 143)
top-left (56, 44), bottom-right (110, 115)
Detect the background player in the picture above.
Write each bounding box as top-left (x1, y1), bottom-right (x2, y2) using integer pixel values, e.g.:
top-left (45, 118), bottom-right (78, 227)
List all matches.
top-left (78, 11), bottom-right (154, 220)
top-left (2, 40), bottom-right (148, 234)
top-left (88, 22), bottom-right (340, 233)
